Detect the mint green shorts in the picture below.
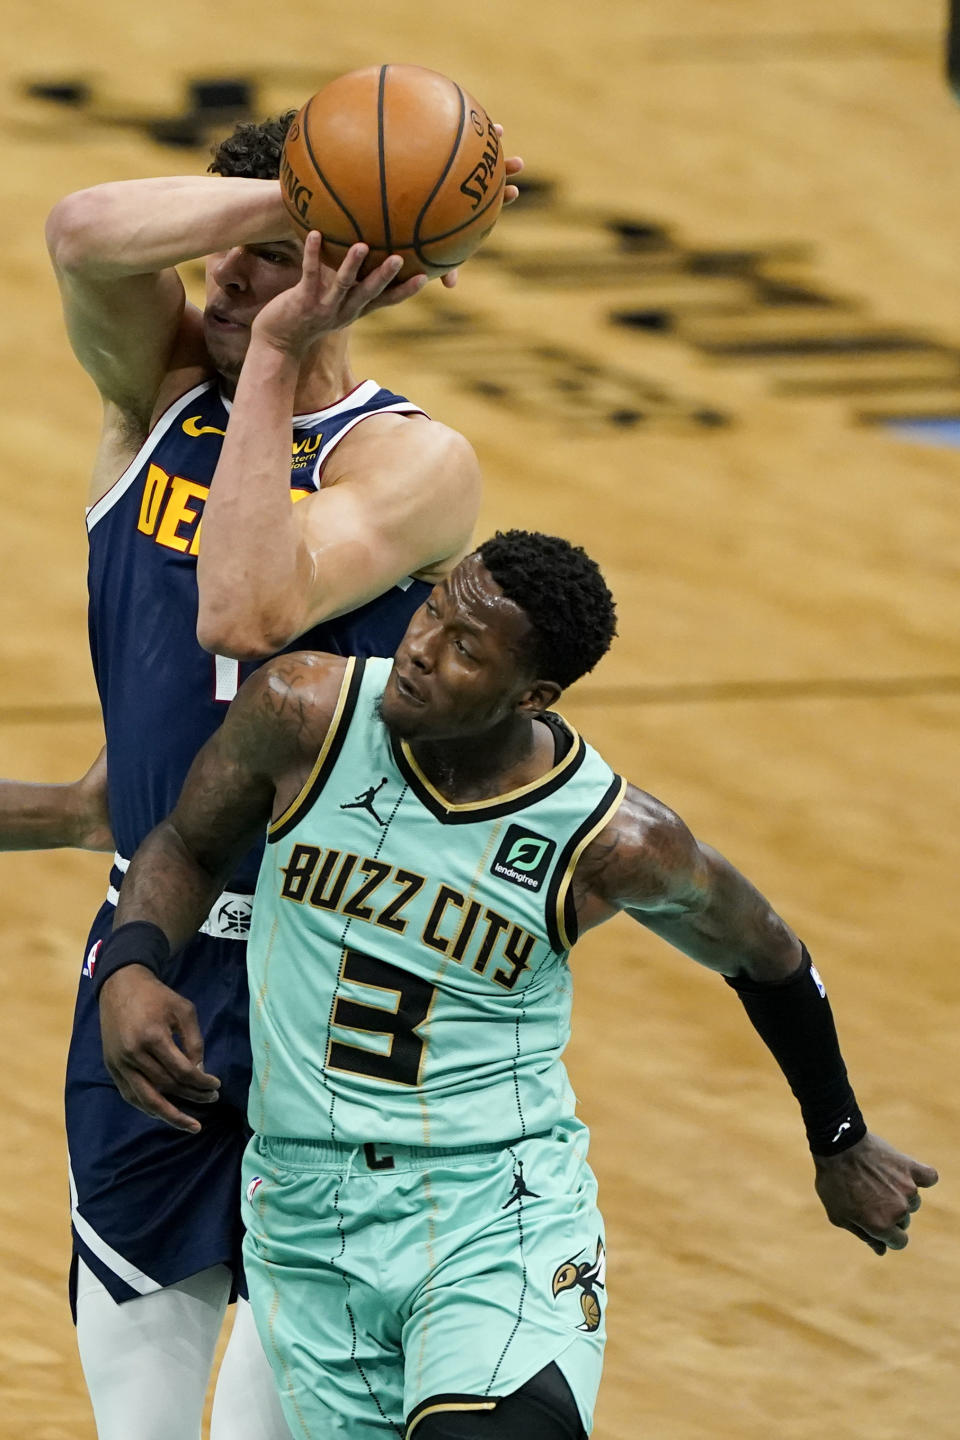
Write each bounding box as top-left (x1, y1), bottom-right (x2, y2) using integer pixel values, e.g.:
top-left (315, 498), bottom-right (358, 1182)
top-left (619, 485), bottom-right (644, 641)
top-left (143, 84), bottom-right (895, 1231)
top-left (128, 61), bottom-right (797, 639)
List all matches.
top-left (241, 1118), bottom-right (605, 1438)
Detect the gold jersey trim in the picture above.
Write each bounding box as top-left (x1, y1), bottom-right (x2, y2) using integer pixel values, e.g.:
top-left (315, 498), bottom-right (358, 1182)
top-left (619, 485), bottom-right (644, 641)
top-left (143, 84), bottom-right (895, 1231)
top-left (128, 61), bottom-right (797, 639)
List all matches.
top-left (392, 716), bottom-right (586, 824)
top-left (406, 1400), bottom-right (498, 1438)
top-left (553, 775), bottom-right (628, 952)
top-left (268, 657), bottom-right (361, 843)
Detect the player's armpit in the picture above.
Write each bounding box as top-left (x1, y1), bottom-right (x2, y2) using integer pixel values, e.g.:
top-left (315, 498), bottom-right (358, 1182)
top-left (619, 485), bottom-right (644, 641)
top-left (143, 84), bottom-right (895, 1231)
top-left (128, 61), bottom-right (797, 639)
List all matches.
top-left (51, 260), bottom-right (190, 424)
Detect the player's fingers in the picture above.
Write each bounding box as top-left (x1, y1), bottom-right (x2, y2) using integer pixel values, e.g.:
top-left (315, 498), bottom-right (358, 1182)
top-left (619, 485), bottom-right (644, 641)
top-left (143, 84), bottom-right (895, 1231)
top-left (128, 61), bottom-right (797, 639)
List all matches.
top-left (125, 1071), bottom-right (202, 1134)
top-left (504, 154), bottom-right (524, 175)
top-left (301, 230), bottom-right (324, 278)
top-left (845, 1223), bottom-right (887, 1256)
top-left (913, 1162), bottom-right (939, 1188)
top-left (171, 999), bottom-right (207, 1070)
top-left (504, 185), bottom-right (520, 206)
top-left (441, 269), bottom-right (459, 289)
top-left (367, 273), bottom-right (427, 311)
top-left (352, 254), bottom-right (404, 305)
top-left (143, 1033), bottom-right (220, 1095)
top-left (906, 1191), bottom-right (922, 1213)
top-left (332, 242), bottom-right (370, 293)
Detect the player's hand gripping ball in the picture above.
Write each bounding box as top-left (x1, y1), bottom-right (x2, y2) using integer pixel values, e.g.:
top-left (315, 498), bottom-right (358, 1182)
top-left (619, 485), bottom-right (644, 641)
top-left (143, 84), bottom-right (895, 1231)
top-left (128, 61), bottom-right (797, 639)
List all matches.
top-left (281, 64), bottom-right (506, 281)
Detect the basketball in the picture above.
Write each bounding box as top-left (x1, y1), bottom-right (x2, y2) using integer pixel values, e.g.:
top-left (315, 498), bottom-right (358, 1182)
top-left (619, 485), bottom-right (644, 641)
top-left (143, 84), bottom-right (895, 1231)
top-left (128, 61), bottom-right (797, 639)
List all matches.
top-left (280, 65), bottom-right (506, 280)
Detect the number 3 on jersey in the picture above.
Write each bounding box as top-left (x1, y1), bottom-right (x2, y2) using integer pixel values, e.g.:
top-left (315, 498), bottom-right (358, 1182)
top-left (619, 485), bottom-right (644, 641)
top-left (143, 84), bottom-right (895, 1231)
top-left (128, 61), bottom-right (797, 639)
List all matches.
top-left (327, 949), bottom-right (436, 1087)
top-left (214, 654), bottom-right (240, 703)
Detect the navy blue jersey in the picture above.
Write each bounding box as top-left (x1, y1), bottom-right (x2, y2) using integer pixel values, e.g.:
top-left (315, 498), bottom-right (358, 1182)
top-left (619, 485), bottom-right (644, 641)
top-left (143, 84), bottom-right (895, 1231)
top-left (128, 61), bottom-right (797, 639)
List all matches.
top-left (68, 374), bottom-right (435, 1311)
top-left (86, 377), bottom-right (430, 892)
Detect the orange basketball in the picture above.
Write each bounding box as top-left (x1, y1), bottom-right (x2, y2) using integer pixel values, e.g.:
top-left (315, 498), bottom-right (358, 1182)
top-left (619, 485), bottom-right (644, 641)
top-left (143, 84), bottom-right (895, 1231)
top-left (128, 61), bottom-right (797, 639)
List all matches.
top-left (280, 65), bottom-right (506, 280)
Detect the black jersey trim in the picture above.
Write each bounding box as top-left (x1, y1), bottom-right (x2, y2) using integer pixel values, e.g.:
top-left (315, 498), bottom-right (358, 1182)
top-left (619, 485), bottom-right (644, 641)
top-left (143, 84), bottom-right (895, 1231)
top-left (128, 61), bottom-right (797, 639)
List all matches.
top-left (268, 658), bottom-right (365, 843)
top-left (389, 716), bottom-right (586, 825)
top-left (545, 774), bottom-right (627, 953)
top-left (406, 1395), bottom-right (500, 1438)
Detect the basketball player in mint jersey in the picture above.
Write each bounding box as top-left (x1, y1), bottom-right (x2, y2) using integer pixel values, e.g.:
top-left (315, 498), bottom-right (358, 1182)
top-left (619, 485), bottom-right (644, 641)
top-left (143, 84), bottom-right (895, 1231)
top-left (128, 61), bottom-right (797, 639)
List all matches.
top-left (94, 533), bottom-right (937, 1440)
top-left (1, 112), bottom-right (521, 1440)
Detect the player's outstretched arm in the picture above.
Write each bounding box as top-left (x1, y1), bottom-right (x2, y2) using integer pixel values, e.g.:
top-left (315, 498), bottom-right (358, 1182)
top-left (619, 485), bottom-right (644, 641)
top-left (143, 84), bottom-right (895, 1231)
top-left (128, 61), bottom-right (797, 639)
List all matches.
top-left (98, 651), bottom-right (344, 1131)
top-left (196, 232), bottom-right (480, 658)
top-left (0, 746), bottom-right (112, 852)
top-left (574, 784), bottom-right (938, 1253)
top-left (46, 176), bottom-right (291, 422)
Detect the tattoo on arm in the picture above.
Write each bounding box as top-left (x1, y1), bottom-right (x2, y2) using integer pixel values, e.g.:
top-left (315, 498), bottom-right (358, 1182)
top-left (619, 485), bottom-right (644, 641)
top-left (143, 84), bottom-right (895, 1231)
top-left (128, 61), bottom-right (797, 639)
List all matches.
top-left (577, 784), bottom-right (799, 979)
top-left (115, 653), bottom-right (336, 948)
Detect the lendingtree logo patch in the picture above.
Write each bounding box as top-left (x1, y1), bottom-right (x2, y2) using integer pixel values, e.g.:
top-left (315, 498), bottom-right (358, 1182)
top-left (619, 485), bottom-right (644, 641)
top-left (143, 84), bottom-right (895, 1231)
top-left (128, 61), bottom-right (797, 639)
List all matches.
top-left (491, 825), bottom-right (556, 892)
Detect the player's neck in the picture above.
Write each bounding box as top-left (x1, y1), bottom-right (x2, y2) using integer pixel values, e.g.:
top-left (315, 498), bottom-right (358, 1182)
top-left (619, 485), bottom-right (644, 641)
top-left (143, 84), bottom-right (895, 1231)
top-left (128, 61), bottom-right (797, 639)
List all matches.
top-left (408, 716), bottom-right (556, 805)
top-left (218, 335), bottom-right (359, 413)
top-left (292, 335), bottom-right (360, 414)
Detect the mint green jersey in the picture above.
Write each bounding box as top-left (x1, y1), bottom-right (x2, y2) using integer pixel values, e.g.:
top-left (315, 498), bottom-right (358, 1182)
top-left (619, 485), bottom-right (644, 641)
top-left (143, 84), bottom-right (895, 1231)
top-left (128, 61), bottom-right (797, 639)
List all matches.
top-left (247, 656), bottom-right (625, 1147)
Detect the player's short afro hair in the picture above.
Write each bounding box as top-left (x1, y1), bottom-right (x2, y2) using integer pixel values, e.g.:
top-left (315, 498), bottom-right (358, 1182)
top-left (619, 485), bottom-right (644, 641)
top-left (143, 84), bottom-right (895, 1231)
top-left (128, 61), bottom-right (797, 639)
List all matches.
top-left (476, 530), bottom-right (617, 690)
top-left (208, 111), bottom-right (297, 180)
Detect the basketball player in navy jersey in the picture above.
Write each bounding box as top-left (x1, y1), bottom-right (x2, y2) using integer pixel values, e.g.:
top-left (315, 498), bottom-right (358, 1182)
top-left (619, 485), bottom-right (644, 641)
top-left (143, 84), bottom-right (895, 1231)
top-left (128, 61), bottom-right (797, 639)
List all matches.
top-left (0, 111), bottom-right (522, 1440)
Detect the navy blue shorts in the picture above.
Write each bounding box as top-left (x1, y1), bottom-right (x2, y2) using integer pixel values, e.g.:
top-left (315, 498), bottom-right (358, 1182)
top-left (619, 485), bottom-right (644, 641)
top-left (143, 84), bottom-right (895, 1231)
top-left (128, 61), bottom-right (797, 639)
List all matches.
top-left (65, 900), bottom-right (253, 1314)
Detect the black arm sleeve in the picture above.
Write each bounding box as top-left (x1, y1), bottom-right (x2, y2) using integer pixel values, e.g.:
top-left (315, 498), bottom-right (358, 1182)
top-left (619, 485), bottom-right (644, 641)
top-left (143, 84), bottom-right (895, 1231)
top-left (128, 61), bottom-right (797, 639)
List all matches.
top-left (725, 945), bottom-right (866, 1157)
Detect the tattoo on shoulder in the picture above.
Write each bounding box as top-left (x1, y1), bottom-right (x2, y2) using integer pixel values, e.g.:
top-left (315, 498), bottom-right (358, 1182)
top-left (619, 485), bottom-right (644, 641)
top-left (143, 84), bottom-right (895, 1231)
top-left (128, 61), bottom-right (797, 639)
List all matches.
top-left (572, 784), bottom-right (697, 911)
top-left (230, 654), bottom-right (343, 767)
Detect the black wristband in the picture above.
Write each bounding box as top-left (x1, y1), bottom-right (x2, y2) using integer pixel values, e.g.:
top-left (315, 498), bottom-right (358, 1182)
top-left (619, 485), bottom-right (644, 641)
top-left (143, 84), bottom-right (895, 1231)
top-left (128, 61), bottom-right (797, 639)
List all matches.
top-left (725, 946), bottom-right (867, 1158)
top-left (92, 921), bottom-right (171, 1002)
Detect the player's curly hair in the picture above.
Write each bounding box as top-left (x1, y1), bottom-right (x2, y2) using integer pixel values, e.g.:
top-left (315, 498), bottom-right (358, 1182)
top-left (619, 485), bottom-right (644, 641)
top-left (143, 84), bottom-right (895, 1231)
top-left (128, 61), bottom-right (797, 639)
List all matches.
top-left (476, 531), bottom-right (617, 690)
top-left (207, 111), bottom-right (297, 180)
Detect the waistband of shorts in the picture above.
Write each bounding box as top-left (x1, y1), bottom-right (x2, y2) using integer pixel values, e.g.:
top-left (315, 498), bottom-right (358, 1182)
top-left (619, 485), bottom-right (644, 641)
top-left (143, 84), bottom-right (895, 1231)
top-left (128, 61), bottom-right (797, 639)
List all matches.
top-left (106, 852), bottom-right (253, 941)
top-left (253, 1132), bottom-right (551, 1173)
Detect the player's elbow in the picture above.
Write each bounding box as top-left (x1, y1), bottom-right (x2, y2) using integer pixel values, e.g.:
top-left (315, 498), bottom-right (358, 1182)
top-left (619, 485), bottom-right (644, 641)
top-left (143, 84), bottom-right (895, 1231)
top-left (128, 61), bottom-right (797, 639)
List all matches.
top-left (46, 189), bottom-right (111, 273)
top-left (196, 609), bottom-right (298, 663)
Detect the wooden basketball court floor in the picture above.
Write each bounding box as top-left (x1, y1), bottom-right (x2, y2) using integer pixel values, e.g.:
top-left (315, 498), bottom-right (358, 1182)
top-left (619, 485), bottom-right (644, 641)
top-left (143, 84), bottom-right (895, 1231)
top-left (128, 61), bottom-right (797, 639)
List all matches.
top-left (1, 1), bottom-right (958, 1435)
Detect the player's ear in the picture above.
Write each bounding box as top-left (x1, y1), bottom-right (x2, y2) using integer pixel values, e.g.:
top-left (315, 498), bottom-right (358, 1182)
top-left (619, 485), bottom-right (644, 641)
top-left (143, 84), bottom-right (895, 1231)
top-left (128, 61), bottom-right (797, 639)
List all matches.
top-left (516, 679), bottom-right (562, 716)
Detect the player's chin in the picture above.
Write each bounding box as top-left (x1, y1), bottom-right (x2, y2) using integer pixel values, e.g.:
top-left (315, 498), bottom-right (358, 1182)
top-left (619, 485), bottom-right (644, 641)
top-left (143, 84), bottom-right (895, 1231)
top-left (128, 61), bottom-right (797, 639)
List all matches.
top-left (376, 696), bottom-right (419, 739)
top-left (375, 691), bottom-right (436, 741)
top-left (203, 322), bottom-right (249, 379)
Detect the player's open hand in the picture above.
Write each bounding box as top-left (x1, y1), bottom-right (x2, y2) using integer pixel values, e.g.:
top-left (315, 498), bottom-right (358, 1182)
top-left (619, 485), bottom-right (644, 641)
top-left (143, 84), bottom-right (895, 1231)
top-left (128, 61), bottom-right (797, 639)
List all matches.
top-left (252, 232), bottom-right (429, 354)
top-left (814, 1132), bottom-right (938, 1255)
top-left (99, 965), bottom-right (221, 1134)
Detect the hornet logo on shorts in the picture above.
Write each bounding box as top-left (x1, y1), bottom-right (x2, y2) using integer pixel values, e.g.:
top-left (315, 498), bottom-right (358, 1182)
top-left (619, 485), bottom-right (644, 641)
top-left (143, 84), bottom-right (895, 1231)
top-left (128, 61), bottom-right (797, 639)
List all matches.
top-left (552, 1238), bottom-right (606, 1333)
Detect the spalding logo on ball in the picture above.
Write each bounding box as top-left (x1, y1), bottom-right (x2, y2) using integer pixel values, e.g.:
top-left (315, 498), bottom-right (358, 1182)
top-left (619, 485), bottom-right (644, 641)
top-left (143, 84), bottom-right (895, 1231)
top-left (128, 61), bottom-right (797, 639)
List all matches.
top-left (280, 64), bottom-right (506, 280)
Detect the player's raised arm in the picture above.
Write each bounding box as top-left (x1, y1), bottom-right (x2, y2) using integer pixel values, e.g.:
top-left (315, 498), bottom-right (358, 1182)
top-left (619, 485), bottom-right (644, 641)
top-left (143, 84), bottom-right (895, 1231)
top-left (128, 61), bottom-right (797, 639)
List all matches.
top-left (574, 784), bottom-right (938, 1254)
top-left (97, 651), bottom-right (345, 1131)
top-left (0, 747), bottom-right (112, 852)
top-left (46, 175), bottom-right (291, 422)
top-left (196, 232), bottom-right (480, 659)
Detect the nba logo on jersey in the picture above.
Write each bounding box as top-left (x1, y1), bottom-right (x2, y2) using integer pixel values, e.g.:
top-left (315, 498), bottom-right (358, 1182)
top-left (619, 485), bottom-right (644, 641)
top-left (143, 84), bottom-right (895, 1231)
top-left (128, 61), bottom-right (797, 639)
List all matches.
top-left (490, 825), bottom-right (556, 892)
top-left (82, 939), bottom-right (102, 979)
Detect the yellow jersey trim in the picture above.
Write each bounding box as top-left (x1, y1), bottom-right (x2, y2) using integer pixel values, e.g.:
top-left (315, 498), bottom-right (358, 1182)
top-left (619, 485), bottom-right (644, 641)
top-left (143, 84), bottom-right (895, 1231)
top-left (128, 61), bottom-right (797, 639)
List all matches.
top-left (554, 775), bottom-right (627, 951)
top-left (398, 717), bottom-right (584, 816)
top-left (268, 657), bottom-right (358, 838)
top-left (406, 1401), bottom-right (497, 1438)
